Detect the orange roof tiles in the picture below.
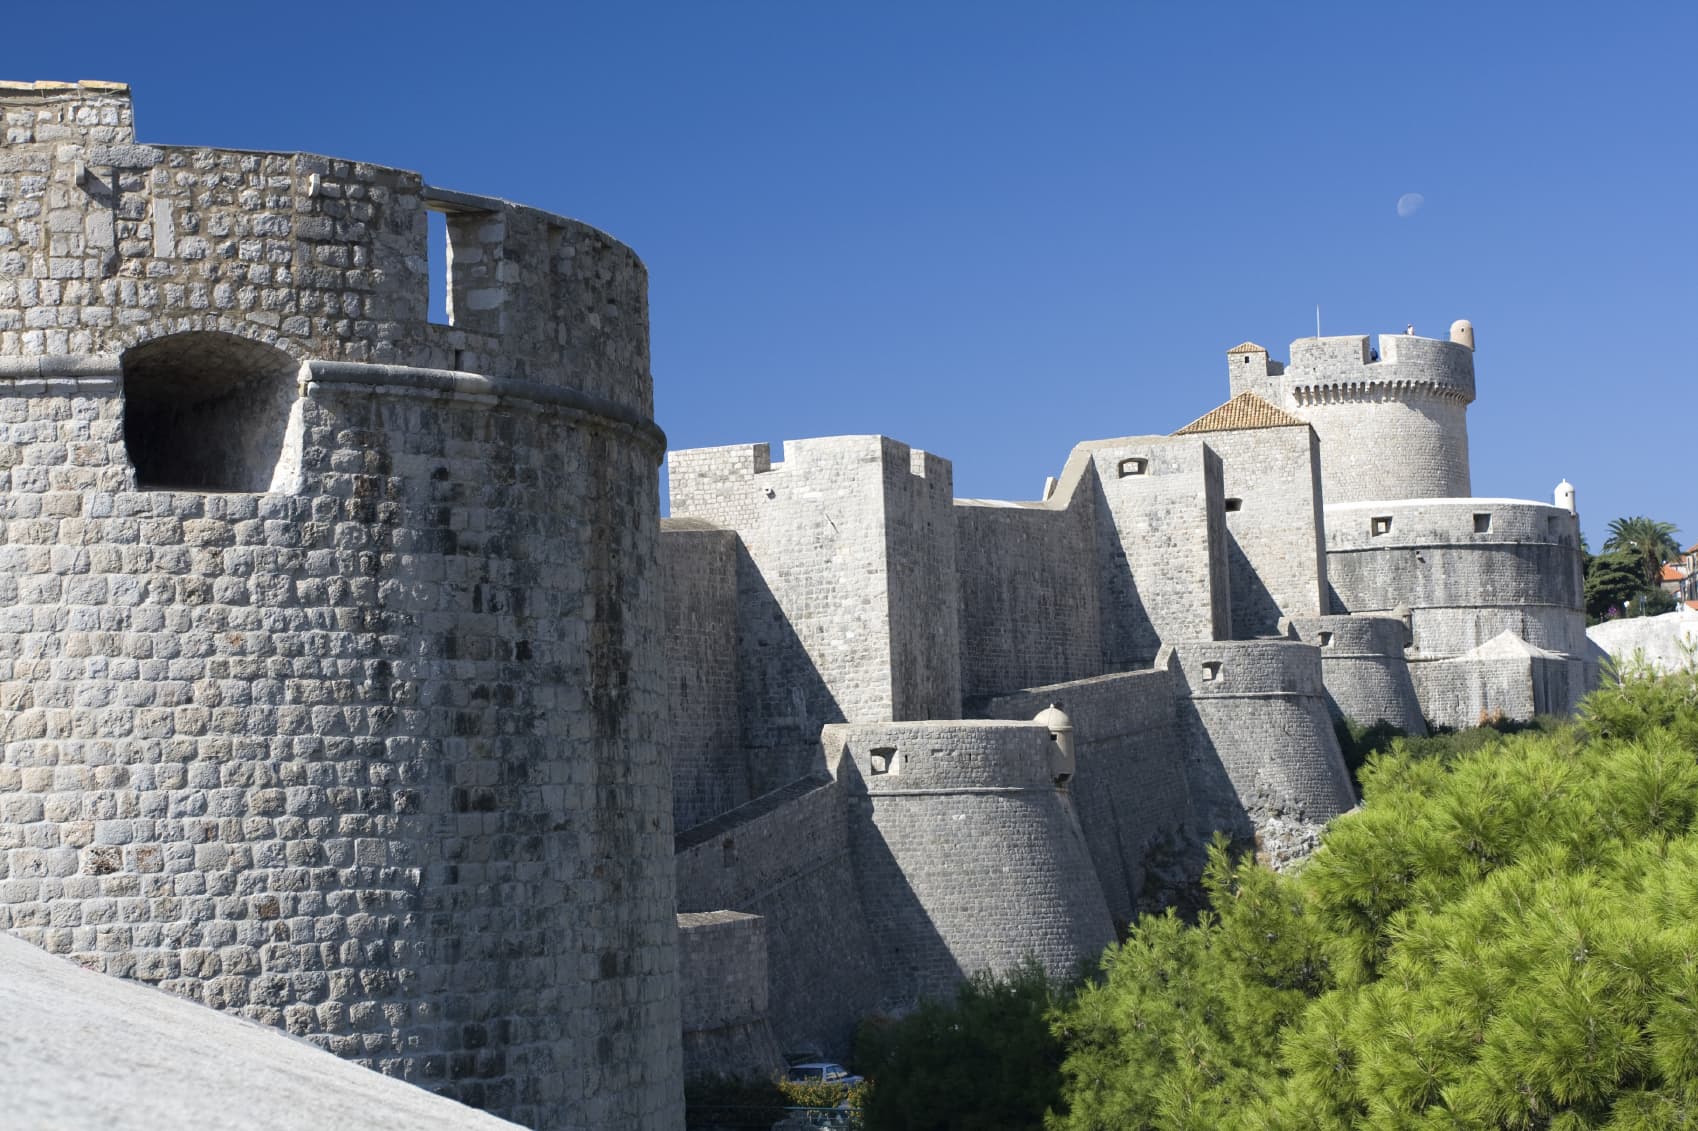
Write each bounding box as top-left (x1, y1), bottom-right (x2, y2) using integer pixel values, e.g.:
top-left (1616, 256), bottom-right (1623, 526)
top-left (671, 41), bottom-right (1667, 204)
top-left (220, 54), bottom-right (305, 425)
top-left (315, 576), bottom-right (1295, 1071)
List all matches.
top-left (1173, 391), bottom-right (1307, 435)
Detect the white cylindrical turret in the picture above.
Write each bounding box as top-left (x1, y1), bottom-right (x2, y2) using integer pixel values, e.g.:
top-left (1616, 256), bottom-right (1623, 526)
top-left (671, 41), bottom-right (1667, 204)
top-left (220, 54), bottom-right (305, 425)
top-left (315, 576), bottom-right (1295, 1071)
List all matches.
top-left (1555, 479), bottom-right (1576, 514)
top-left (1450, 319), bottom-right (1475, 350)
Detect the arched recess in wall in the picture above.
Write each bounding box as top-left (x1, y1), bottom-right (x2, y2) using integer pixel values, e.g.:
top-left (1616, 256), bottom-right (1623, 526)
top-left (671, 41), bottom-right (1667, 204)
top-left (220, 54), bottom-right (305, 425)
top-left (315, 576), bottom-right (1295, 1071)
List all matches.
top-left (120, 332), bottom-right (301, 491)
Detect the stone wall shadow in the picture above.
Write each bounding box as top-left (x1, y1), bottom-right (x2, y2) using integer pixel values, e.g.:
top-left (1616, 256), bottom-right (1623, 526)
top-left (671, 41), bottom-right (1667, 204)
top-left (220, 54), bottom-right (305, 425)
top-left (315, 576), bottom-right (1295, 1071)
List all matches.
top-left (734, 545), bottom-right (844, 796)
top-left (1228, 533), bottom-right (1283, 639)
top-left (833, 754), bottom-right (964, 1019)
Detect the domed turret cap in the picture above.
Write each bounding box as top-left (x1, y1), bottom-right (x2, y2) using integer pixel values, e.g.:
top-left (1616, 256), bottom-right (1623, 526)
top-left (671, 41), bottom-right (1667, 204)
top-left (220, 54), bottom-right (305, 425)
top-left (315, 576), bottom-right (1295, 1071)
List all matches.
top-left (1034, 704), bottom-right (1076, 785)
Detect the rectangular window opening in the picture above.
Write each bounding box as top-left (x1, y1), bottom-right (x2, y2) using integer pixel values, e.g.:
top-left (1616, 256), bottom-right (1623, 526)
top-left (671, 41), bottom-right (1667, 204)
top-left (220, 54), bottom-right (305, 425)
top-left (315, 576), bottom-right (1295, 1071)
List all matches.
top-left (870, 746), bottom-right (899, 775)
top-left (1118, 457), bottom-right (1148, 478)
top-left (1201, 661), bottom-right (1222, 682)
top-left (1318, 631), bottom-right (1335, 648)
top-left (426, 207), bottom-right (451, 326)
top-left (1224, 497), bottom-right (1243, 512)
top-left (1371, 515), bottom-right (1393, 536)
top-left (1473, 512), bottom-right (1492, 534)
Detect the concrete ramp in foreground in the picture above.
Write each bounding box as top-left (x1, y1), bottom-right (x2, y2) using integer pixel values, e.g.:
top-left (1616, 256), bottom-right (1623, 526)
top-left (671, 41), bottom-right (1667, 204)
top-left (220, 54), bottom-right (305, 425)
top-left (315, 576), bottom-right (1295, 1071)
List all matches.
top-left (1, 932), bottom-right (521, 1131)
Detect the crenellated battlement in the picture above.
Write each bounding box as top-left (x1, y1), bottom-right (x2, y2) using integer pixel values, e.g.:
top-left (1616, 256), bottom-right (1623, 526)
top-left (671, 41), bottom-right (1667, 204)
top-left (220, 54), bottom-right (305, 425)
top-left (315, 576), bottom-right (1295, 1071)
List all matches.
top-left (1285, 332), bottom-right (1476, 405)
top-left (0, 84), bottom-right (651, 416)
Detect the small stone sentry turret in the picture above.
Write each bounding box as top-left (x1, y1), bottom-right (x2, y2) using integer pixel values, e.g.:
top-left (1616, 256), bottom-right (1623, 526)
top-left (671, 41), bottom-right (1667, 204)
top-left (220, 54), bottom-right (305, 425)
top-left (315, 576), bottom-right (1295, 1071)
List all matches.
top-left (1034, 703), bottom-right (1076, 784)
top-left (1555, 479), bottom-right (1577, 514)
top-left (1450, 319), bottom-right (1476, 350)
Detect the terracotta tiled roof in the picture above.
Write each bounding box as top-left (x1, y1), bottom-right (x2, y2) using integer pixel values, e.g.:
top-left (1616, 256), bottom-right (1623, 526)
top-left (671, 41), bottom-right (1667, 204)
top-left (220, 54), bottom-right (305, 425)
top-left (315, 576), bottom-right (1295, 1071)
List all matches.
top-left (1226, 341), bottom-right (1267, 355)
top-left (1173, 391), bottom-right (1307, 435)
top-left (1661, 564), bottom-right (1687, 582)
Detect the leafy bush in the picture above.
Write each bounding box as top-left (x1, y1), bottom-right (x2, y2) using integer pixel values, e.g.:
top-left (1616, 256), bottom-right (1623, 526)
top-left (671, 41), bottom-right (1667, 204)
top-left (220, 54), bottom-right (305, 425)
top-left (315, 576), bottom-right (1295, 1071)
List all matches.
top-left (855, 962), bottom-right (1067, 1131)
top-left (1050, 665), bottom-right (1698, 1129)
top-left (684, 1073), bottom-right (789, 1129)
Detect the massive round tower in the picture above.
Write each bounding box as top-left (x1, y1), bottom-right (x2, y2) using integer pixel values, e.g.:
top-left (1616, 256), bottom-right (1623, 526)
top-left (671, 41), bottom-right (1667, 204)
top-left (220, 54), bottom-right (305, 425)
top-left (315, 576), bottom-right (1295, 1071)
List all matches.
top-left (0, 81), bottom-right (678, 1129)
top-left (1229, 329), bottom-right (1476, 504)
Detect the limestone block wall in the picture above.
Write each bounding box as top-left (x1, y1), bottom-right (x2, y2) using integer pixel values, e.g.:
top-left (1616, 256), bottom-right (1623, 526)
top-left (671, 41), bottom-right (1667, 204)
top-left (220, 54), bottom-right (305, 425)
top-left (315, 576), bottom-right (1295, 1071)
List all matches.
top-left (1410, 635), bottom-right (1584, 730)
top-left (677, 911), bottom-right (783, 1081)
top-left (1158, 640), bottom-right (1355, 838)
top-left (954, 486), bottom-right (1103, 702)
top-left (826, 721), bottom-right (1114, 1008)
top-left (976, 670), bottom-right (1195, 928)
top-left (659, 519), bottom-right (748, 832)
top-left (1287, 615), bottom-right (1427, 734)
top-left (1279, 333), bottom-right (1475, 504)
top-left (1199, 426), bottom-right (1328, 638)
top-left (0, 81), bottom-right (677, 1131)
top-left (1324, 499), bottom-right (1589, 668)
top-left (1411, 655), bottom-right (1538, 729)
top-left (1077, 436), bottom-right (1229, 668)
top-left (674, 776), bottom-right (880, 1059)
top-left (883, 447), bottom-right (961, 721)
top-left (667, 436), bottom-right (955, 791)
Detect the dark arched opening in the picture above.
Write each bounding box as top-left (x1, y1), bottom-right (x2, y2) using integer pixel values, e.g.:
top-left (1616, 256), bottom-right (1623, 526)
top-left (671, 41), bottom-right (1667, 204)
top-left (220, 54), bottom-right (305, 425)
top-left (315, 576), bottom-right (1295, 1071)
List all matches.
top-left (120, 332), bottom-right (299, 491)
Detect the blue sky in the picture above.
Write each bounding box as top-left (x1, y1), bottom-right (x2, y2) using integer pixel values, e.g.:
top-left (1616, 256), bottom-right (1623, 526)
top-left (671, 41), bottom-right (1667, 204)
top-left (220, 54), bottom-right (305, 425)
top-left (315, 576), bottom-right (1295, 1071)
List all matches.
top-left (17, 1), bottom-right (1696, 549)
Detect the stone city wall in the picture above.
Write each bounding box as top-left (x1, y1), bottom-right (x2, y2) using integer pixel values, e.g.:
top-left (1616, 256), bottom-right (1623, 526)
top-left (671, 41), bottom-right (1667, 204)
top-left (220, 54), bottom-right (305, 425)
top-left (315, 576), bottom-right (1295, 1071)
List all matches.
top-left (954, 488), bottom-right (1103, 702)
top-left (1077, 436), bottom-right (1229, 668)
top-left (976, 669), bottom-right (1195, 927)
top-left (667, 437), bottom-right (921, 792)
top-left (1324, 499), bottom-right (1587, 661)
top-left (882, 447), bottom-right (961, 721)
top-left (677, 911), bottom-right (783, 1081)
top-left (1199, 426), bottom-right (1328, 639)
top-left (674, 775), bottom-right (880, 1060)
top-left (659, 519), bottom-right (747, 832)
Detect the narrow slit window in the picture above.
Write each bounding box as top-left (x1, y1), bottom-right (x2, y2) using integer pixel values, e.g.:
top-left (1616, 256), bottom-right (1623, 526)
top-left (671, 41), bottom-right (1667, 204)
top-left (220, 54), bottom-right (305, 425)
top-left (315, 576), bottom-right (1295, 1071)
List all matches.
top-left (426, 208), bottom-right (450, 325)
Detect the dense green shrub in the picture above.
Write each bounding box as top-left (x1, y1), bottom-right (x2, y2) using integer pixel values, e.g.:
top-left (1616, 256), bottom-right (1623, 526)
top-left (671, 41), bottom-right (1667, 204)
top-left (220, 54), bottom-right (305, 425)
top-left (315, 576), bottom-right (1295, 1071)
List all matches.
top-left (855, 962), bottom-right (1067, 1131)
top-left (1050, 665), bottom-right (1698, 1130)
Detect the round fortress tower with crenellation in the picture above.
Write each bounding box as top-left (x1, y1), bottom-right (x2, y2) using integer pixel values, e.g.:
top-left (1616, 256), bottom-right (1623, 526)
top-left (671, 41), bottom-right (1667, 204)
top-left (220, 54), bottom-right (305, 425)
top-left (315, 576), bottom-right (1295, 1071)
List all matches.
top-left (0, 81), bottom-right (678, 1129)
top-left (1229, 326), bottom-right (1476, 504)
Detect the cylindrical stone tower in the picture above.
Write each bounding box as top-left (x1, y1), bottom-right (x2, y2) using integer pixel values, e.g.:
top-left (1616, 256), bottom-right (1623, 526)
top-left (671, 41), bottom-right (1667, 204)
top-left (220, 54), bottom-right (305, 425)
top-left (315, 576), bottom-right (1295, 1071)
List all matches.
top-left (0, 80), bottom-right (678, 1129)
top-left (1158, 639), bottom-right (1356, 842)
top-left (1281, 332), bottom-right (1476, 503)
top-left (826, 721), bottom-right (1114, 1009)
top-left (1286, 615), bottom-right (1427, 735)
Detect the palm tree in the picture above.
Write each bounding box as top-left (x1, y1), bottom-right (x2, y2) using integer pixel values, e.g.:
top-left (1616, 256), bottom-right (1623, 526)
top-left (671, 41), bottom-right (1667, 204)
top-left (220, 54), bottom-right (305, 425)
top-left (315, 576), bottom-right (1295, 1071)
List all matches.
top-left (1602, 516), bottom-right (1681, 589)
